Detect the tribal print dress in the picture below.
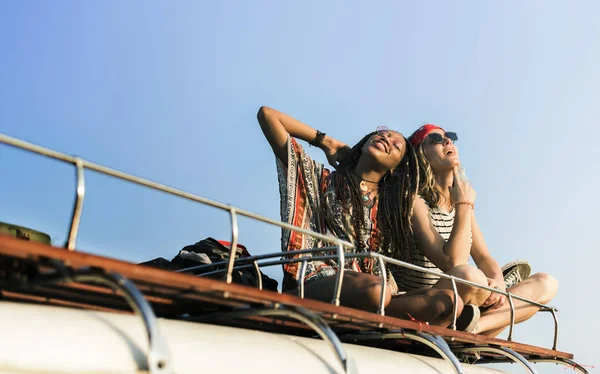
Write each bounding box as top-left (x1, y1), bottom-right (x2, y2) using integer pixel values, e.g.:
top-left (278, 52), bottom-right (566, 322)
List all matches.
top-left (277, 137), bottom-right (399, 293)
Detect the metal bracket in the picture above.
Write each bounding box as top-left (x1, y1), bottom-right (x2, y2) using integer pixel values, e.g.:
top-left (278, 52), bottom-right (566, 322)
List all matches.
top-left (454, 345), bottom-right (538, 374)
top-left (187, 304), bottom-right (356, 374)
top-left (20, 268), bottom-right (171, 374)
top-left (339, 331), bottom-right (464, 374)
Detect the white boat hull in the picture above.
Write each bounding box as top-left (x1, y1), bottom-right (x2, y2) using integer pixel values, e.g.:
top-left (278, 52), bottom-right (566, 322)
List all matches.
top-left (0, 301), bottom-right (506, 374)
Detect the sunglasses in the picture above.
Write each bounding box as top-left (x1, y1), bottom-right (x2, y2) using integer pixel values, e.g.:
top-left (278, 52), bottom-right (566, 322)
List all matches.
top-left (426, 132), bottom-right (458, 144)
top-left (375, 126), bottom-right (404, 151)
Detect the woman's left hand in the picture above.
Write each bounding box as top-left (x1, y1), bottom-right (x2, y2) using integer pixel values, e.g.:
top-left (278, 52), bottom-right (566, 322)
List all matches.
top-left (323, 139), bottom-right (351, 168)
top-left (482, 278), bottom-right (506, 310)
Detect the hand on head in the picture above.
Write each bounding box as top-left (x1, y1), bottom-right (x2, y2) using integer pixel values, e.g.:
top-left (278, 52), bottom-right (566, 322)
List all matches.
top-left (325, 141), bottom-right (351, 169)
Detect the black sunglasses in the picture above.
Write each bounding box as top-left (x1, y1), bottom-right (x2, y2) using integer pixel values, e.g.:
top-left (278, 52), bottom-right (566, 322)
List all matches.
top-left (427, 132), bottom-right (458, 144)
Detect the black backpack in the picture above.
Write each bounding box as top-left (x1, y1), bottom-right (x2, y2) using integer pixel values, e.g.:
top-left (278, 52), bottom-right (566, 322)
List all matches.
top-left (140, 237), bottom-right (278, 291)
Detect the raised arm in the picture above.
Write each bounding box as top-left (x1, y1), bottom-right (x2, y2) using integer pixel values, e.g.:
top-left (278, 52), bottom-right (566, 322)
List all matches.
top-left (256, 106), bottom-right (349, 167)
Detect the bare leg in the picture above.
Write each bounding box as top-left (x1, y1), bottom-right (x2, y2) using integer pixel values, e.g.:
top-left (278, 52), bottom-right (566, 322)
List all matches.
top-left (477, 273), bottom-right (558, 337)
top-left (300, 271), bottom-right (391, 310)
top-left (387, 288), bottom-right (464, 327)
top-left (298, 272), bottom-right (463, 327)
top-left (433, 264), bottom-right (491, 306)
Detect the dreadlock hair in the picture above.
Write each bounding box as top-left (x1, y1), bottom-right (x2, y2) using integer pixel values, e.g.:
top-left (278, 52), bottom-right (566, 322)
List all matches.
top-left (330, 132), bottom-right (420, 263)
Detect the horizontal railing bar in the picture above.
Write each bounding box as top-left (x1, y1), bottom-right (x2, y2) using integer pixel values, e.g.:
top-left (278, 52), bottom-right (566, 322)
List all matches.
top-left (176, 246), bottom-right (340, 274)
top-left (0, 133), bottom-right (353, 249)
top-left (195, 250), bottom-right (553, 312)
top-left (198, 255), bottom-right (343, 277)
top-left (377, 253), bottom-right (553, 311)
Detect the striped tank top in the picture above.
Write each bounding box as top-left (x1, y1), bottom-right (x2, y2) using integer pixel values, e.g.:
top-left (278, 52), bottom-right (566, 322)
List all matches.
top-left (395, 197), bottom-right (454, 291)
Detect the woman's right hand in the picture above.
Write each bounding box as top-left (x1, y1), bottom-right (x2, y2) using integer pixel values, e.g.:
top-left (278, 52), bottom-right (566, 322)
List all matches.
top-left (322, 138), bottom-right (350, 169)
top-left (449, 166), bottom-right (476, 204)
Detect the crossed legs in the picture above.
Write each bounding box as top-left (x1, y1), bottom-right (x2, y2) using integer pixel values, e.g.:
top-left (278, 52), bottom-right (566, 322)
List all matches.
top-left (293, 268), bottom-right (558, 335)
top-left (477, 272), bottom-right (558, 336)
top-left (431, 265), bottom-right (558, 336)
top-left (298, 271), bottom-right (463, 327)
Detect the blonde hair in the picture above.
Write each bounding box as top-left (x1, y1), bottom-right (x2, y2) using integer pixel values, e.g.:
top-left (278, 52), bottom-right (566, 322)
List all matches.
top-left (416, 144), bottom-right (448, 207)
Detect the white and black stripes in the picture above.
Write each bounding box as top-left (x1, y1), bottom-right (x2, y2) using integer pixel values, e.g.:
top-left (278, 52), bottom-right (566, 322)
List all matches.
top-left (395, 198), bottom-right (455, 291)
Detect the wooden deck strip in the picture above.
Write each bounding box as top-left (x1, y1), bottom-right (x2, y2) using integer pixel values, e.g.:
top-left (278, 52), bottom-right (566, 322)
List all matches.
top-left (0, 235), bottom-right (573, 360)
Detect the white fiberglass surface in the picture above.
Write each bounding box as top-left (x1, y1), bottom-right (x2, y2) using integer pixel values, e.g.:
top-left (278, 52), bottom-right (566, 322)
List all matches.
top-left (0, 302), bottom-right (506, 374)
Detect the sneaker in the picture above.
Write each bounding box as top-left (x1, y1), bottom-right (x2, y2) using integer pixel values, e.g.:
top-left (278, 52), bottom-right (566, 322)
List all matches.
top-left (455, 304), bottom-right (480, 333)
top-left (501, 260), bottom-right (531, 289)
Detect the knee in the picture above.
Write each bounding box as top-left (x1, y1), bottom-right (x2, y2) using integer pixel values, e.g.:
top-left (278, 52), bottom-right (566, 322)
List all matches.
top-left (430, 289), bottom-right (464, 319)
top-left (448, 264), bottom-right (487, 285)
top-left (530, 272), bottom-right (558, 304)
top-left (345, 273), bottom-right (391, 311)
top-left (363, 282), bottom-right (392, 311)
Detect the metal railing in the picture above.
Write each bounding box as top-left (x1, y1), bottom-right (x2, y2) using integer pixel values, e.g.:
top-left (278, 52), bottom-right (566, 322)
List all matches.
top-left (0, 132), bottom-right (560, 350)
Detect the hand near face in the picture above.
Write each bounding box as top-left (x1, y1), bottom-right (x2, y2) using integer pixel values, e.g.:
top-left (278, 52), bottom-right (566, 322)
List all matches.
top-left (449, 166), bottom-right (476, 204)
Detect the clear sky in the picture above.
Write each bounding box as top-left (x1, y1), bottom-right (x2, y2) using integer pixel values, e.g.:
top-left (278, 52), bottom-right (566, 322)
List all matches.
top-left (1, 1), bottom-right (598, 372)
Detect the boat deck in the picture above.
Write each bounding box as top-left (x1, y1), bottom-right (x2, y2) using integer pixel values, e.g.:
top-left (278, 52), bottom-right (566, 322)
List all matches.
top-left (0, 235), bottom-right (583, 374)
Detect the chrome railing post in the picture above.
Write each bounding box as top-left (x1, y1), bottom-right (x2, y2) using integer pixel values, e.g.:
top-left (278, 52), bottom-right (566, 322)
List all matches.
top-left (377, 255), bottom-right (387, 316)
top-left (298, 259), bottom-right (308, 299)
top-left (252, 261), bottom-right (263, 290)
top-left (66, 158), bottom-right (85, 251)
top-left (332, 243), bottom-right (345, 306)
top-left (450, 278), bottom-right (458, 330)
top-left (507, 293), bottom-right (515, 341)
top-left (224, 207), bottom-right (239, 284)
top-left (550, 307), bottom-right (559, 350)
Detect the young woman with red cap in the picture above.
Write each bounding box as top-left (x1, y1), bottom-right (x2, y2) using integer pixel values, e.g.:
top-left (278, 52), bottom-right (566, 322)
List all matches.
top-left (257, 107), bottom-right (463, 327)
top-left (404, 124), bottom-right (558, 336)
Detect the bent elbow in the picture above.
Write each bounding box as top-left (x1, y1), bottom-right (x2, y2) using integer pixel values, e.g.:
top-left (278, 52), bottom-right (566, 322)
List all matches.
top-left (257, 106), bottom-right (271, 123)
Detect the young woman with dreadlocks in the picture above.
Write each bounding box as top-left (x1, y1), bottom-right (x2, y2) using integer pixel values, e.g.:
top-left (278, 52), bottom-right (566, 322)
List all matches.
top-left (404, 124), bottom-right (558, 336)
top-left (257, 107), bottom-right (462, 326)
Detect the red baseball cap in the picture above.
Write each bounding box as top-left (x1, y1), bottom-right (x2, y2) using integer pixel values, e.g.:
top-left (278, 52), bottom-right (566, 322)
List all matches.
top-left (409, 124), bottom-right (444, 148)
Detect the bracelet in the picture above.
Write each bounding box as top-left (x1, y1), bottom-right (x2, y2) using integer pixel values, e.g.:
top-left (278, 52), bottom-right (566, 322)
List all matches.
top-left (309, 130), bottom-right (326, 147)
top-left (454, 201), bottom-right (474, 209)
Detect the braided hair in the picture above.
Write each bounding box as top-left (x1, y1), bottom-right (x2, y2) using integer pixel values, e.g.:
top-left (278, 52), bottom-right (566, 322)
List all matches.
top-left (330, 132), bottom-right (420, 263)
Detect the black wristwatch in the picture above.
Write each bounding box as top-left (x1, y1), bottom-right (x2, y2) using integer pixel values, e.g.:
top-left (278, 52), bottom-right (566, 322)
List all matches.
top-left (309, 130), bottom-right (326, 147)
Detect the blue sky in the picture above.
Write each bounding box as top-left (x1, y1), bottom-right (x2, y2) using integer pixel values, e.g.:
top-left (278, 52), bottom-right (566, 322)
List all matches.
top-left (1, 1), bottom-right (598, 372)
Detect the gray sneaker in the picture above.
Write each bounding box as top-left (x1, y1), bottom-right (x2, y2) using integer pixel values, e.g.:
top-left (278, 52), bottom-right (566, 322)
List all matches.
top-left (501, 260), bottom-right (531, 289)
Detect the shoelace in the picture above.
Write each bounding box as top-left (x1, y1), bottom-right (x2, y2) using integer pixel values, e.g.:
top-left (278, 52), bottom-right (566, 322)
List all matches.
top-left (504, 269), bottom-right (523, 289)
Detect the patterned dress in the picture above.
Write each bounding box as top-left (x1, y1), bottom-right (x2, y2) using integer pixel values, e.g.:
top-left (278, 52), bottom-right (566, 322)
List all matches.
top-left (277, 137), bottom-right (399, 293)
